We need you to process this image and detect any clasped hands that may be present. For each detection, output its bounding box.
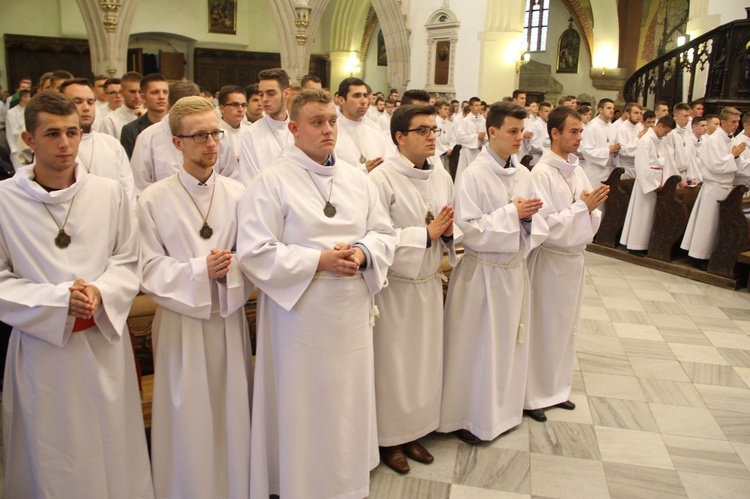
[68,279,102,319]
[318,243,366,276]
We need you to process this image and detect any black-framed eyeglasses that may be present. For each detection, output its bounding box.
[223,102,248,109]
[406,126,441,137]
[178,130,225,143]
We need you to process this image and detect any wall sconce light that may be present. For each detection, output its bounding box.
[344,53,361,76]
[516,51,530,73]
[677,35,689,46]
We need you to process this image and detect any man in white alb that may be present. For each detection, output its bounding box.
[5,89,30,170]
[100,71,143,140]
[524,106,607,422]
[120,73,170,159]
[526,101,552,166]
[438,102,549,444]
[218,84,248,161]
[237,89,395,499]
[96,77,123,127]
[369,104,461,473]
[60,78,136,203]
[0,90,153,499]
[454,96,487,182]
[663,102,702,185]
[435,100,457,172]
[130,80,240,196]
[335,77,391,173]
[138,96,253,499]
[615,103,646,179]
[582,98,620,187]
[238,68,292,184]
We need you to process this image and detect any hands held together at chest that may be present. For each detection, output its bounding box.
[318,243,366,276]
[68,279,102,319]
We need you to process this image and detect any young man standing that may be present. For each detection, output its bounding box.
[0,91,152,499]
[582,98,620,187]
[120,73,170,159]
[524,106,607,422]
[454,96,487,182]
[682,108,749,268]
[238,89,395,499]
[620,116,675,256]
[615,103,646,179]
[377,98,396,132]
[439,102,548,444]
[218,84,248,160]
[100,71,143,140]
[138,96,253,499]
[97,77,123,125]
[238,68,292,183]
[369,105,460,473]
[690,115,707,153]
[435,100,457,171]
[60,78,135,203]
[244,84,264,124]
[663,102,702,186]
[527,101,552,166]
[335,77,391,173]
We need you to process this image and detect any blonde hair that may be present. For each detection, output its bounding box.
[169,96,215,136]
[720,106,741,122]
[290,89,333,121]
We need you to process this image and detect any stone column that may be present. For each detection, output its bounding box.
[477,0,526,102]
[76,0,139,77]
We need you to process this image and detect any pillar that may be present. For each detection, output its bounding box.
[477,0,526,102]
[76,0,139,77]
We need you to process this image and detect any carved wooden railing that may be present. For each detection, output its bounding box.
[624,8,750,109]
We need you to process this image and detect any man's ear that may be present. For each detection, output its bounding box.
[172,135,184,152]
[21,130,34,151]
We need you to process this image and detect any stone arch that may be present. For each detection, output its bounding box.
[76,0,139,76]
[371,0,410,91]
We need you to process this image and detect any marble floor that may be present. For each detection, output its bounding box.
[0,252,749,498]
[369,251,750,499]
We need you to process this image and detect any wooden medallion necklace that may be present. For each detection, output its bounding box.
[178,173,216,239]
[306,169,336,218]
[43,197,76,248]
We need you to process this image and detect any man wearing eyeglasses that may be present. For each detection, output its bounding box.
[96,78,123,126]
[368,104,461,474]
[137,96,253,499]
[130,81,240,197]
[218,84,248,161]
[100,71,143,140]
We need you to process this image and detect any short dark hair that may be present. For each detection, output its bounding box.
[512,89,526,100]
[25,90,79,134]
[623,102,642,114]
[50,70,74,87]
[59,78,92,94]
[469,96,481,105]
[140,73,167,92]
[657,115,676,129]
[244,83,260,98]
[558,96,573,105]
[704,113,719,120]
[337,77,367,100]
[578,105,591,115]
[691,116,707,126]
[486,101,527,131]
[539,102,552,110]
[401,89,431,105]
[673,102,691,113]
[301,74,322,86]
[168,80,200,107]
[689,100,704,109]
[104,78,121,90]
[258,68,291,90]
[597,98,614,109]
[547,106,582,140]
[375,96,384,104]
[218,84,247,105]
[389,104,436,145]
[643,110,656,121]
[120,71,142,85]
[656,100,669,109]
[290,89,333,121]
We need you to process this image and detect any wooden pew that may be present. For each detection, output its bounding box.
[708,185,750,278]
[648,176,702,262]
[594,168,635,247]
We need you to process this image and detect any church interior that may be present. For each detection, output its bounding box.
[2,0,750,497]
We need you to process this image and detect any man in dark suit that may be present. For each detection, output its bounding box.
[121,73,169,158]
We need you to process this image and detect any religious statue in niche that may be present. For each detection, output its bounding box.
[377,31,388,67]
[209,0,237,35]
[557,19,580,74]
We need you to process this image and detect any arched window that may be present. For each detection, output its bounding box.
[524,0,550,52]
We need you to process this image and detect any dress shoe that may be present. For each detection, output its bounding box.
[629,249,648,257]
[379,445,410,474]
[555,400,576,410]
[403,440,434,464]
[693,259,709,271]
[524,408,547,422]
[455,429,483,445]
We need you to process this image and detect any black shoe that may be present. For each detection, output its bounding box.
[629,249,648,257]
[693,259,709,271]
[524,408,547,422]
[554,400,576,410]
[455,429,483,445]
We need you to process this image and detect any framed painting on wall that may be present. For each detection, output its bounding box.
[209,0,237,35]
[377,31,388,67]
[557,26,580,74]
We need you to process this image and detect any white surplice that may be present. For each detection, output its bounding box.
[663,124,702,183]
[138,170,253,499]
[237,144,396,499]
[620,128,666,251]
[368,153,462,446]
[76,130,136,204]
[5,104,24,170]
[527,118,550,166]
[0,164,153,499]
[100,105,139,140]
[219,117,242,161]
[238,114,290,184]
[525,150,601,410]
[378,112,392,133]
[130,115,240,196]
[454,113,487,182]
[438,149,549,441]
[616,120,643,179]
[335,114,394,174]
[582,116,618,186]
[436,116,457,172]
[681,130,749,259]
